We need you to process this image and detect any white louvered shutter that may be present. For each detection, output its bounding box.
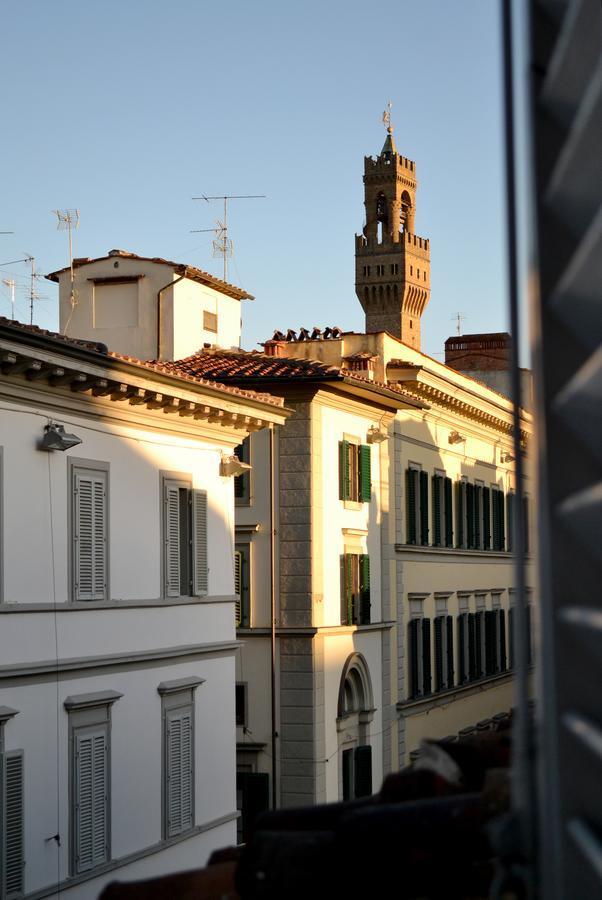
[2,751,24,897]
[234,550,242,627]
[75,728,108,873]
[164,483,181,598]
[74,471,107,601]
[166,709,193,837]
[192,490,208,596]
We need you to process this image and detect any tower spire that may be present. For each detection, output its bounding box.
[381,101,397,155]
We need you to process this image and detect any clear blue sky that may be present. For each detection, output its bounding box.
[1,0,509,360]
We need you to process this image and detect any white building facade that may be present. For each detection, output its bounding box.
[0,318,286,899]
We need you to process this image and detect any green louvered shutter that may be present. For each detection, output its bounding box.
[339,441,350,500]
[507,493,515,551]
[192,490,208,595]
[485,611,495,676]
[75,728,108,873]
[444,477,453,547]
[164,482,181,598]
[408,619,419,698]
[2,750,24,897]
[359,445,371,502]
[498,491,505,551]
[419,471,429,545]
[475,611,484,678]
[432,475,442,547]
[359,555,370,625]
[406,469,417,544]
[434,616,444,691]
[234,551,242,627]
[499,609,507,671]
[474,485,482,549]
[341,554,353,625]
[466,483,475,549]
[458,614,467,683]
[446,615,454,687]
[456,482,465,548]
[166,708,193,837]
[422,618,432,695]
[468,613,477,681]
[74,470,107,601]
[354,745,373,798]
[483,488,491,550]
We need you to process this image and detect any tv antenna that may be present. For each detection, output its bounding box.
[2,278,16,319]
[191,194,265,281]
[53,209,79,333]
[452,312,466,335]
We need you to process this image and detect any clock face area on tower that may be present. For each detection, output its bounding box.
[355,128,430,350]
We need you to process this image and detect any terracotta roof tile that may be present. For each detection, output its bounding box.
[155,349,342,381]
[0,315,109,353]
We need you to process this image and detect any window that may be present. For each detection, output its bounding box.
[362,265,371,277]
[458,612,473,684]
[158,677,203,840]
[492,488,505,551]
[406,467,429,545]
[431,473,453,547]
[434,615,454,691]
[339,441,371,503]
[408,617,431,698]
[342,746,372,801]
[456,479,468,548]
[1,709,23,900]
[70,460,109,601]
[234,543,250,627]
[203,310,218,333]
[235,683,247,727]
[376,264,385,276]
[340,553,370,626]
[234,439,250,504]
[65,690,121,876]
[162,475,208,598]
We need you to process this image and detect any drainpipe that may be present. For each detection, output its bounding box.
[156,271,187,359]
[269,424,278,808]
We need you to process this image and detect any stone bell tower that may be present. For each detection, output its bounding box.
[355,123,430,349]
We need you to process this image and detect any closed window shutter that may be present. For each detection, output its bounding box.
[2,750,24,897]
[434,616,444,691]
[446,615,455,687]
[342,554,353,625]
[359,554,370,625]
[166,708,193,837]
[483,488,491,550]
[75,728,108,873]
[406,469,417,544]
[444,477,453,547]
[475,611,484,677]
[354,745,373,798]
[408,619,419,698]
[466,483,475,549]
[458,614,467,683]
[499,491,505,551]
[509,607,515,669]
[419,471,429,545]
[499,608,507,671]
[456,482,465,548]
[474,485,482,548]
[523,497,529,553]
[234,551,242,627]
[192,490,208,596]
[432,475,442,546]
[422,617,432,695]
[74,471,107,601]
[164,483,181,598]
[485,610,495,676]
[507,493,515,551]
[339,441,350,500]
[468,613,477,681]
[359,445,371,502]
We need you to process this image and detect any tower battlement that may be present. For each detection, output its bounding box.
[364,154,416,175]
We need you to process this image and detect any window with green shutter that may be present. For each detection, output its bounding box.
[162,476,208,598]
[359,554,370,625]
[339,440,351,500]
[359,445,371,502]
[406,468,418,544]
[432,475,443,547]
[434,614,454,692]
[419,471,429,545]
[340,553,370,625]
[1,750,24,898]
[456,480,467,549]
[339,441,371,503]
[71,463,108,602]
[444,478,453,547]
[483,487,491,550]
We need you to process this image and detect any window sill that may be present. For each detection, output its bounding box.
[397,670,514,714]
[343,499,364,511]
[394,544,519,559]
[0,595,237,612]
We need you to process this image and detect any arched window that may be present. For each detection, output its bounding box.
[337,654,375,800]
[400,190,412,232]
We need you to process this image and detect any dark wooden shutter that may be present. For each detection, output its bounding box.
[434,616,444,691]
[74,470,107,601]
[446,615,454,688]
[2,750,24,896]
[474,485,482,548]
[499,608,507,671]
[444,477,453,547]
[234,444,245,499]
[237,772,269,845]
[456,481,465,548]
[506,493,515,551]
[359,555,371,625]
[419,471,429,545]
[422,618,432,695]
[498,490,505,551]
[234,551,242,627]
[458,614,467,683]
[75,728,108,872]
[192,489,208,595]
[466,483,475,549]
[432,475,442,546]
[509,606,515,669]
[408,619,419,698]
[485,610,495,676]
[483,487,491,550]
[359,445,371,502]
[475,611,484,678]
[468,613,477,681]
[406,469,417,544]
[354,745,373,798]
[342,748,354,801]
[339,441,350,500]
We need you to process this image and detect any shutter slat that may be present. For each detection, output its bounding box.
[192,489,208,595]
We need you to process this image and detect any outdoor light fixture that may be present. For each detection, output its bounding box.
[367,425,387,444]
[448,430,466,445]
[501,452,515,463]
[220,454,252,478]
[39,422,83,452]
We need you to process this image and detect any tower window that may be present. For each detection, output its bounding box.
[424,271,427,281]
[410,320,413,329]
[363,266,371,277]
[391,264,398,275]
[410,266,413,276]
[417,268,420,278]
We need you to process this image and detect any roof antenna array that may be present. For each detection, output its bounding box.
[191,195,265,282]
[54,209,79,334]
[452,312,466,336]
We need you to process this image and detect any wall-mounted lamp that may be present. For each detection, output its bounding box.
[501,452,515,463]
[39,422,82,452]
[220,455,252,478]
[367,425,387,444]
[448,430,465,445]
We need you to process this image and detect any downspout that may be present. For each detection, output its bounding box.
[156,271,187,359]
[269,423,278,809]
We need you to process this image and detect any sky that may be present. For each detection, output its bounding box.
[1,0,510,361]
